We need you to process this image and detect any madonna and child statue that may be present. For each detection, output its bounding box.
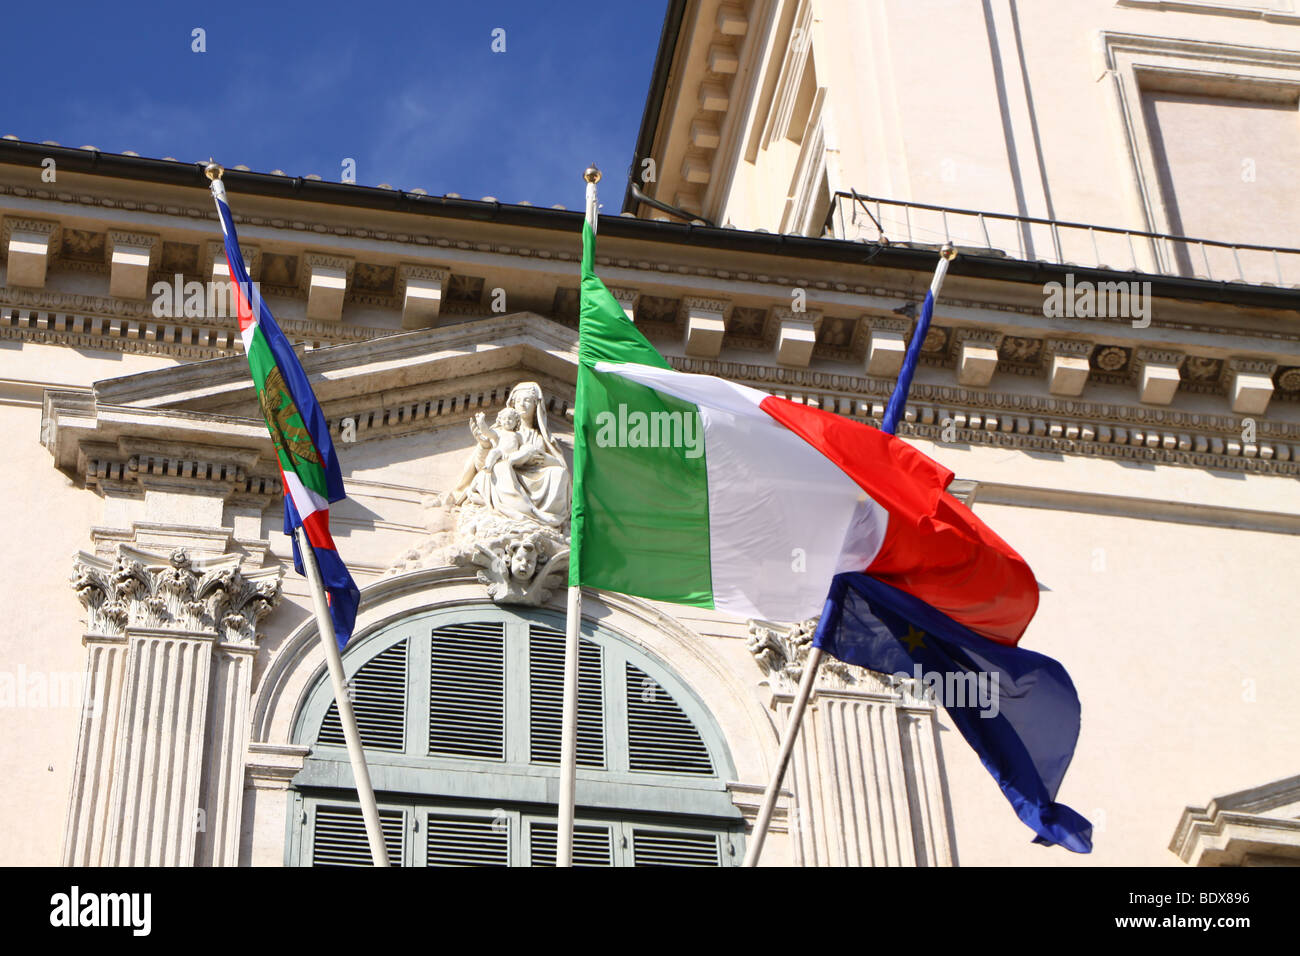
[447,382,571,605]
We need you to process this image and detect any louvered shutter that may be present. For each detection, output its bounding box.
[529,625,605,767]
[425,813,509,867]
[528,822,614,867]
[625,663,714,775]
[311,805,405,867]
[631,829,722,867]
[318,639,407,753]
[428,622,505,759]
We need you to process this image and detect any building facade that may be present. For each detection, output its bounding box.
[2,0,1298,866]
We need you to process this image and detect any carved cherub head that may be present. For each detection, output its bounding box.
[508,538,539,580]
[495,406,521,433]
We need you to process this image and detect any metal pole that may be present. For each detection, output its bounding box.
[744,245,956,867]
[557,583,582,867]
[295,525,390,866]
[205,162,386,867]
[558,164,602,867]
[742,647,823,866]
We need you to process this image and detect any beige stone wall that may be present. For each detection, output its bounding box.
[917,438,1300,865]
[0,401,104,865]
[715,0,1300,251]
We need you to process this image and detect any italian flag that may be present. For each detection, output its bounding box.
[570,223,1037,644]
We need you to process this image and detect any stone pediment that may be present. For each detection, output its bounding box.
[42,312,581,493]
[89,311,578,415]
[1171,774,1300,866]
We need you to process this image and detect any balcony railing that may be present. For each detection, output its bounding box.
[825,190,1300,288]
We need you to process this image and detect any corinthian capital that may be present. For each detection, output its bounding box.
[71,546,282,643]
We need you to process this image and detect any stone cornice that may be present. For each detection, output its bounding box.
[40,317,584,497]
[3,180,1297,354]
[43,390,283,498]
[672,354,1300,474]
[0,284,389,361]
[36,308,1300,482]
[87,311,578,410]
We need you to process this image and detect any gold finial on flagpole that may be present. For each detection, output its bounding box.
[204,159,224,182]
[584,165,601,184]
[940,242,957,261]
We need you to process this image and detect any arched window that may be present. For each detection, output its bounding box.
[286,604,744,866]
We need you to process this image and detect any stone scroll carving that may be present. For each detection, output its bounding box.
[70,546,282,644]
[746,618,895,693]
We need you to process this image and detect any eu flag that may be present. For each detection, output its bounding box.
[815,572,1093,853]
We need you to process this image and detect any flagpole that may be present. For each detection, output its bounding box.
[742,242,957,867]
[295,527,391,867]
[741,645,822,866]
[203,162,389,867]
[557,164,602,867]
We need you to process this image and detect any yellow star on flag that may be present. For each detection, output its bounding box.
[901,625,926,652]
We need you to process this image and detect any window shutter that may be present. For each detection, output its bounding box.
[318,639,407,753]
[631,829,722,867]
[425,813,509,867]
[625,663,714,775]
[529,822,614,867]
[428,622,506,759]
[311,805,404,867]
[529,625,605,768]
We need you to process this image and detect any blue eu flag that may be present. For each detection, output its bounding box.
[815,573,1093,853]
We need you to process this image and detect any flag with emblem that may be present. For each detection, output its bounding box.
[210,179,360,648]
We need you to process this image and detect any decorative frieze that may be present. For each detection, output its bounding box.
[0,287,388,362]
[3,180,1298,350]
[671,354,1300,475]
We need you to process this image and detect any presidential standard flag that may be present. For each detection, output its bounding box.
[212,183,361,648]
[570,221,1037,643]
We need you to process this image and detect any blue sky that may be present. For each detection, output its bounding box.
[1,1,667,210]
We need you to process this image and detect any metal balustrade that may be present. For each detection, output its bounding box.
[825,190,1300,288]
